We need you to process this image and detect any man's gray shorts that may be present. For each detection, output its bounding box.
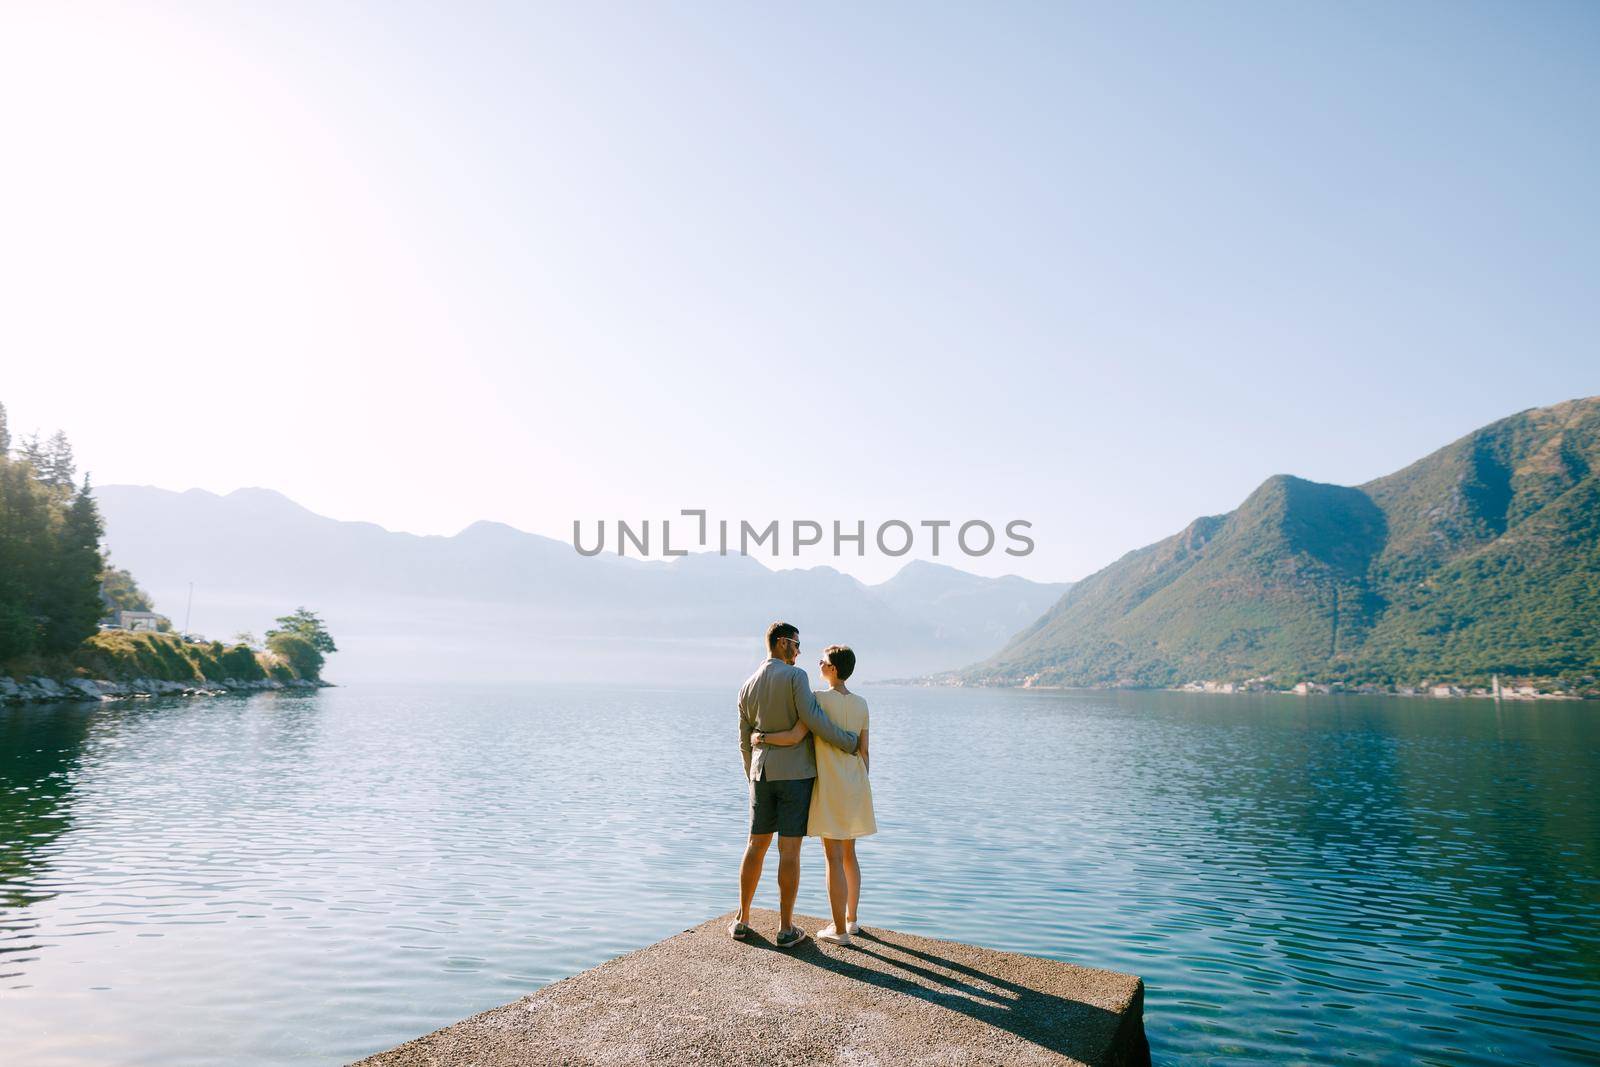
[750,775,814,838]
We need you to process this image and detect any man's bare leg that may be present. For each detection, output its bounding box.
[776,836,803,932]
[738,833,773,925]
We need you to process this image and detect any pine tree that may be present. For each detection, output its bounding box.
[0,445,116,664]
[0,400,10,455]
[16,432,44,474]
[0,457,51,659]
[39,477,107,653]
[42,431,76,490]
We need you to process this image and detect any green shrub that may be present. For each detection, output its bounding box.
[62,631,298,684]
[219,644,266,680]
[266,632,323,679]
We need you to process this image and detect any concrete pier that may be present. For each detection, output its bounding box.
[355,909,1150,1066]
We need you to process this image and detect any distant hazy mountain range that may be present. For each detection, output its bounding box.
[92,486,1069,684]
[960,395,1600,688]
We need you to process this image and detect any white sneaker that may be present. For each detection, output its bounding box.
[846,921,861,935]
[817,923,853,946]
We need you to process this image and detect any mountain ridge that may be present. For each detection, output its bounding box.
[93,485,1071,684]
[958,395,1600,690]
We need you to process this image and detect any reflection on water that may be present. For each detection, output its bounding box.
[0,684,1595,1065]
[1,703,95,912]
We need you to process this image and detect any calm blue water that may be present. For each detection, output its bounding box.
[1,683,1596,1065]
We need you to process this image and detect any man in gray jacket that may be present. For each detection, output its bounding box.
[732,621,860,947]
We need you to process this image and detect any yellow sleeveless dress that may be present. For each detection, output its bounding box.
[807,689,876,840]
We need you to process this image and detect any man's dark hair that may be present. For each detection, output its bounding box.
[823,644,855,681]
[766,621,799,653]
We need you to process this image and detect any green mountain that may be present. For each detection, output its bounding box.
[962,396,1600,689]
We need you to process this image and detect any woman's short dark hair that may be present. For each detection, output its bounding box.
[766,621,799,652]
[823,644,855,681]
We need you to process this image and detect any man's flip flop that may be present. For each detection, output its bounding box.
[775,926,810,949]
[729,921,751,940]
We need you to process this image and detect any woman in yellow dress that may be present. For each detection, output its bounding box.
[751,644,875,946]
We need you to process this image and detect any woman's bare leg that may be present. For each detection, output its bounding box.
[822,838,849,934]
[843,839,861,926]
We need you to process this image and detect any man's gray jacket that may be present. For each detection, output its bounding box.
[739,656,859,782]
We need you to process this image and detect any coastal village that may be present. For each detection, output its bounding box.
[937,672,1594,700]
[1172,676,1584,700]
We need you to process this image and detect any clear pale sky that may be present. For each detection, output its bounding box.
[2,2,1596,583]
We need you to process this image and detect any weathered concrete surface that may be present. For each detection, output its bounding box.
[355,910,1150,1066]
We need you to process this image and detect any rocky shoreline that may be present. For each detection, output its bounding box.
[0,675,331,704]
